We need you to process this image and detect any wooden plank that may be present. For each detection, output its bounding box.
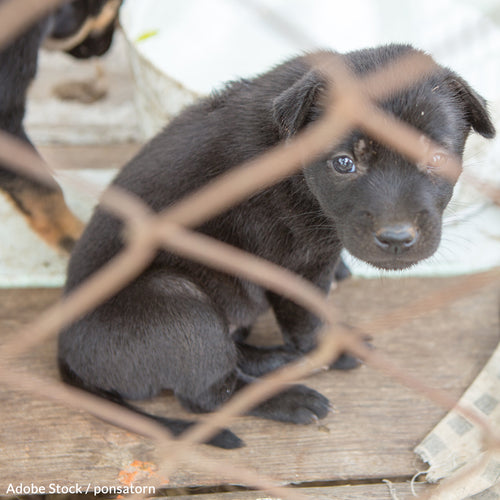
[162,481,431,499]
[0,276,498,491]
[39,143,142,171]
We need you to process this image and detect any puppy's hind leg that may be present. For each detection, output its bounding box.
[236,342,300,377]
[1,176,84,253]
[58,358,243,449]
[0,18,84,254]
[59,270,242,448]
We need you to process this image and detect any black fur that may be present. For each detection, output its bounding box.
[0,0,120,251]
[0,0,121,164]
[0,12,48,176]
[58,45,495,447]
[50,0,121,59]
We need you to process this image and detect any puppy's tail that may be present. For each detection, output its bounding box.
[58,360,244,449]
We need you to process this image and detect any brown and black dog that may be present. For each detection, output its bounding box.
[58,45,495,447]
[0,0,121,252]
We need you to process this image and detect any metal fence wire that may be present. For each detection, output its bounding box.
[1,1,500,499]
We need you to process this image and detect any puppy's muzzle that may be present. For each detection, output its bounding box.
[374,223,418,255]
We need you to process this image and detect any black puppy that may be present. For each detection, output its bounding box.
[58,45,495,447]
[0,0,121,252]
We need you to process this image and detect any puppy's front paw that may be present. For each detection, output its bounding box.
[248,384,331,424]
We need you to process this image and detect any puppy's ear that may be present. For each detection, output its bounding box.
[445,73,496,139]
[272,71,325,139]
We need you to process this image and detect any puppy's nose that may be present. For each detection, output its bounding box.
[374,224,418,255]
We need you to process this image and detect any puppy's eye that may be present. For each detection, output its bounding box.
[427,151,448,173]
[328,155,356,174]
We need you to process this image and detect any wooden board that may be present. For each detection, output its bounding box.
[162,481,430,499]
[0,276,498,493]
[39,143,142,171]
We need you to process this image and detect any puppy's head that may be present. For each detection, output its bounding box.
[273,46,495,270]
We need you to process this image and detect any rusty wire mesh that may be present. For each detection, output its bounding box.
[0,0,500,498]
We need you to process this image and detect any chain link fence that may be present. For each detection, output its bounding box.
[0,1,499,498]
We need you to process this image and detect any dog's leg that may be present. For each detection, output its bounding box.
[179,367,331,425]
[60,269,330,428]
[60,270,239,401]
[237,264,360,377]
[59,270,244,446]
[0,17,84,253]
[233,327,303,377]
[236,342,300,377]
[266,291,362,372]
[1,171,84,252]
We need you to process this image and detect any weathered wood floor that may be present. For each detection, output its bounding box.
[0,270,498,499]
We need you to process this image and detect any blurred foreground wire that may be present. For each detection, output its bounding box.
[0,1,499,499]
